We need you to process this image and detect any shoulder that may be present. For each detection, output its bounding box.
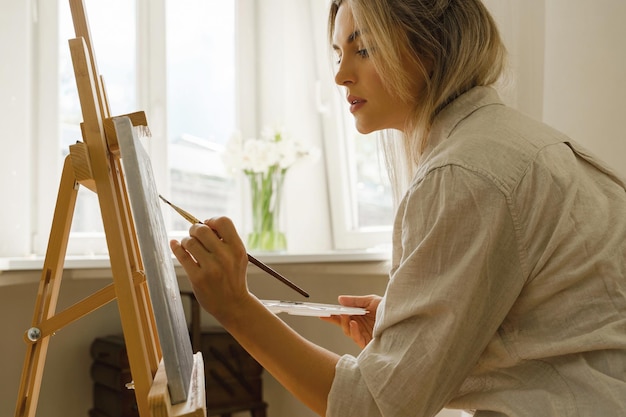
[418,89,571,196]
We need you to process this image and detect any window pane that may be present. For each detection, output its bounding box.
[322,88,394,249]
[58,0,237,240]
[339,102,393,230]
[352,132,393,228]
[59,0,137,235]
[166,0,237,231]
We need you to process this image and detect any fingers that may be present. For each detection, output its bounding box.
[349,319,373,349]
[189,222,220,253]
[319,315,352,337]
[170,216,246,282]
[338,295,366,307]
[320,313,374,349]
[182,217,247,264]
[204,216,245,247]
[337,294,377,308]
[170,239,198,270]
[349,320,365,348]
[319,316,342,326]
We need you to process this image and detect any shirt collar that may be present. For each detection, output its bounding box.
[421,86,504,162]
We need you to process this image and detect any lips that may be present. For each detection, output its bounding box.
[347,94,366,113]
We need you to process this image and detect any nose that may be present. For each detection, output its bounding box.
[334,59,355,86]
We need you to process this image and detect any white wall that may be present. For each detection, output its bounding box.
[486,0,626,177]
[483,0,547,120]
[543,0,626,176]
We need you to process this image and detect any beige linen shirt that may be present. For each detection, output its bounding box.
[327,87,626,417]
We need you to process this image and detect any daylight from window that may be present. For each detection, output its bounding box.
[58,0,237,237]
[59,0,137,236]
[165,0,237,231]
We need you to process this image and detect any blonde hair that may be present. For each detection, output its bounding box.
[328,0,507,203]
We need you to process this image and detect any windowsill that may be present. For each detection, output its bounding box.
[0,249,392,287]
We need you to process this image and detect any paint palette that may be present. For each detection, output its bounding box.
[261,300,367,317]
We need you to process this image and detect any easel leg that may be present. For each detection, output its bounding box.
[14,156,79,417]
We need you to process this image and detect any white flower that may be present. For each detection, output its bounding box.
[261,125,285,142]
[223,125,315,176]
[222,131,243,173]
[276,139,298,169]
[242,139,279,173]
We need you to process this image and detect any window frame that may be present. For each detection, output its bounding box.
[321,82,393,250]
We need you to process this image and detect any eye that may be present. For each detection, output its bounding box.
[356,48,369,58]
[333,49,343,65]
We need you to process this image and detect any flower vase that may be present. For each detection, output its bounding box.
[247,167,287,252]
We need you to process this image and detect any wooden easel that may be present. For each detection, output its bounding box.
[14,1,205,416]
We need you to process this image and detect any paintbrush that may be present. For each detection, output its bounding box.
[159,194,310,298]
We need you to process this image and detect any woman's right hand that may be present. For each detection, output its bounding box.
[321,294,381,349]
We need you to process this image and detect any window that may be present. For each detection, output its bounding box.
[165,0,239,231]
[45,0,241,255]
[310,0,393,250]
[322,87,394,250]
[58,0,137,249]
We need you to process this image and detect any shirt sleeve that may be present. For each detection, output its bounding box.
[327,164,528,417]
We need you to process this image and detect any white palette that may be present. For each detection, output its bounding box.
[262,300,367,317]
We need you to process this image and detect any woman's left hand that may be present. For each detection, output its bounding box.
[320,294,381,348]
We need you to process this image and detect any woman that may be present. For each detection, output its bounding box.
[170,0,626,415]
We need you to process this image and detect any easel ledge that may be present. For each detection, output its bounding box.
[150,353,206,417]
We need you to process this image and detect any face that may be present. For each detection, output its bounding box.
[332,3,420,134]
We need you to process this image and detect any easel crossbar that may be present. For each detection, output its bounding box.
[25,283,116,343]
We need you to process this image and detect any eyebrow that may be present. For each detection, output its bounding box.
[332,30,362,51]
